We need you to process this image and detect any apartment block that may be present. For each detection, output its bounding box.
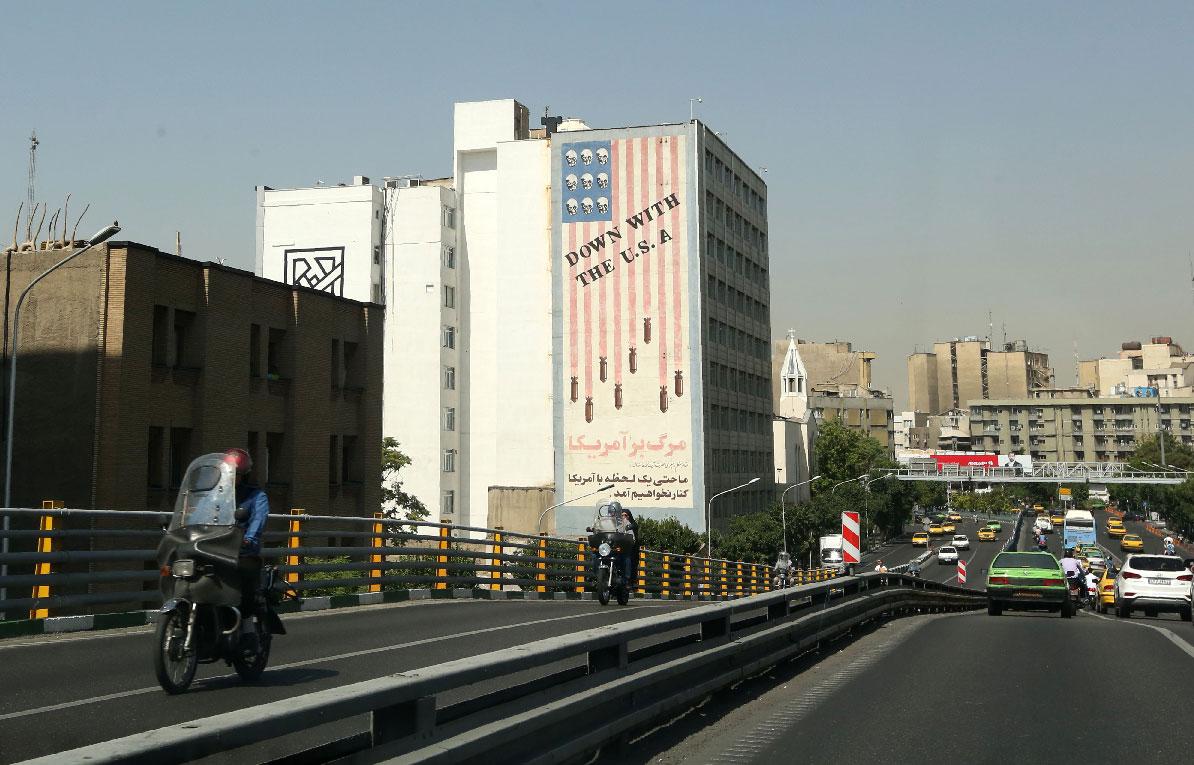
[908,337,1051,414]
[2,241,383,516]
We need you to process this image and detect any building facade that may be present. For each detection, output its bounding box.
[969,390,1188,462]
[1078,338,1194,397]
[2,241,382,516]
[773,333,815,503]
[908,337,1050,414]
[553,120,774,534]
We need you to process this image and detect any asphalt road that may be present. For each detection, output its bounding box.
[0,597,698,763]
[640,605,1194,764]
[865,515,1015,588]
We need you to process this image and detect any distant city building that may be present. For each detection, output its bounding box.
[1078,337,1194,397]
[259,99,773,535]
[907,337,1051,414]
[1,241,382,516]
[970,389,1189,462]
[894,411,930,451]
[772,337,894,453]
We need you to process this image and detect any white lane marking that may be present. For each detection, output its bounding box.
[1085,610,1194,660]
[0,605,657,722]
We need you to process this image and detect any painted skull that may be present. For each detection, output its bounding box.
[580,148,594,165]
[596,147,609,164]
[565,174,578,191]
[582,197,594,214]
[581,173,594,190]
[597,172,609,189]
[565,150,578,167]
[597,197,609,213]
[566,198,579,215]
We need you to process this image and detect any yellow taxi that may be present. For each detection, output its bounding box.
[928,523,945,536]
[947,511,962,522]
[941,521,957,534]
[1095,568,1117,613]
[1106,519,1127,538]
[912,532,930,547]
[1033,504,1045,513]
[977,528,996,542]
[1120,534,1144,552]
[1050,513,1065,526]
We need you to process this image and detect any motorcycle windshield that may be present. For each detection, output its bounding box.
[170,454,239,530]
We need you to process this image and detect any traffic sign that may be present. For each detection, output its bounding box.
[957,558,967,584]
[842,511,860,564]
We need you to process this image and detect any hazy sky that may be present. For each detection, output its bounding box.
[4,2,1193,408]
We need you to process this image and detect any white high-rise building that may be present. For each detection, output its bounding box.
[257,98,774,535]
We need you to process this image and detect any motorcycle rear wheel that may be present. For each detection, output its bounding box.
[232,622,272,681]
[154,609,198,694]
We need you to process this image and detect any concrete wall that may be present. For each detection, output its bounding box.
[487,485,555,536]
[907,352,939,414]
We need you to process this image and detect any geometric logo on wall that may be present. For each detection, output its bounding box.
[284,247,345,297]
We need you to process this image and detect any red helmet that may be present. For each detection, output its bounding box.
[223,448,252,475]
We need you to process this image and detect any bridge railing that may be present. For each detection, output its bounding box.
[32,572,984,765]
[0,507,806,619]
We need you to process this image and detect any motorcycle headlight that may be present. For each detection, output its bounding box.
[171,559,195,578]
[598,542,612,557]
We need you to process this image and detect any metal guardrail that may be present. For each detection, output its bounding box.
[0,507,819,618]
[28,572,984,765]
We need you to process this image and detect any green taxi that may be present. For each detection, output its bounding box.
[986,551,1071,618]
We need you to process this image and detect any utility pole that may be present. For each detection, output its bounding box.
[27,131,39,208]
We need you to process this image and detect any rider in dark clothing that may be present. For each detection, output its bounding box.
[617,508,639,584]
[225,448,270,616]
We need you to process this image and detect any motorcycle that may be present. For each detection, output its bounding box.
[1066,573,1087,610]
[586,504,635,607]
[154,453,287,694]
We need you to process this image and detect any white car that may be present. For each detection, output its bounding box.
[1083,551,1107,571]
[937,546,959,564]
[1114,554,1193,620]
[951,534,970,550]
[1034,517,1053,533]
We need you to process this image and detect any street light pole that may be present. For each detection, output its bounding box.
[689,97,703,121]
[1,222,120,618]
[706,477,760,557]
[779,474,820,553]
[537,483,614,535]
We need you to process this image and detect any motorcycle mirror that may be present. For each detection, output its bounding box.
[234,507,250,522]
[585,527,594,532]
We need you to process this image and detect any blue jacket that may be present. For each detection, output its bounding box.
[236,484,270,555]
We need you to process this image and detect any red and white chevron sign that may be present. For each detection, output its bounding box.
[957,559,968,584]
[841,511,860,564]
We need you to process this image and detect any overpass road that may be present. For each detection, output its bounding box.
[0,598,698,763]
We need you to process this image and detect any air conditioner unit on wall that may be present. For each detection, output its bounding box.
[385,177,422,189]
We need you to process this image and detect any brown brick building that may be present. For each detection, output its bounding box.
[2,241,382,518]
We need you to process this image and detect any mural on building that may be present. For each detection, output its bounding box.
[285,247,345,297]
[556,133,695,510]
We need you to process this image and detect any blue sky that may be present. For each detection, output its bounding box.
[3,2,1193,406]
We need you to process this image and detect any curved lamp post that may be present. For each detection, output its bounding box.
[706,476,760,557]
[537,483,615,535]
[779,474,820,553]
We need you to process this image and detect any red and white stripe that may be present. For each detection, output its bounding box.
[841,511,861,564]
[957,559,967,585]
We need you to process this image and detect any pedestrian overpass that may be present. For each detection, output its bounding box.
[885,461,1188,484]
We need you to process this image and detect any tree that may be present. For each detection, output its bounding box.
[381,437,427,521]
[809,420,894,494]
[636,516,703,555]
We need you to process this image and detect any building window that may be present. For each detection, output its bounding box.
[371,283,382,303]
[442,325,456,350]
[373,246,380,265]
[265,432,286,486]
[267,328,288,379]
[444,407,456,431]
[442,449,457,473]
[249,324,262,378]
[173,309,198,368]
[169,427,193,489]
[442,206,456,229]
[443,285,455,309]
[444,366,456,390]
[342,435,358,483]
[328,435,341,485]
[443,245,456,269]
[442,490,455,516]
[152,306,170,366]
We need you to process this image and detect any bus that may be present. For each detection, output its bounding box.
[1063,509,1096,549]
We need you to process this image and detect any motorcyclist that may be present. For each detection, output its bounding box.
[773,551,793,587]
[620,506,639,584]
[1164,536,1176,556]
[224,448,269,616]
[1059,547,1086,604]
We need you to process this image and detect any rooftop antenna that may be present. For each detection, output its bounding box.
[1001,322,1007,348]
[27,131,38,209]
[1073,337,1079,387]
[987,310,993,347]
